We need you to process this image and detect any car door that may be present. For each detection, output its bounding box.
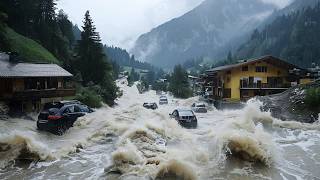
[74,105,86,117]
[64,105,78,123]
[173,110,179,120]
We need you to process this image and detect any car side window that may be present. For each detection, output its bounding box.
[64,106,74,114]
[173,110,178,117]
[74,105,81,112]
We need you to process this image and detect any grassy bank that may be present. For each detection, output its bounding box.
[2,26,59,64]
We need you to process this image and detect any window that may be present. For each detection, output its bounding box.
[256,66,267,73]
[173,111,178,117]
[74,105,81,112]
[242,66,248,71]
[64,106,74,114]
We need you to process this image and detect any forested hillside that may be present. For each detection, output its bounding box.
[0,0,76,68]
[104,46,153,70]
[235,2,320,68]
[0,0,119,106]
[131,0,276,68]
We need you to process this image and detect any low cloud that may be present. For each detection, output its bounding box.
[57,0,292,50]
[261,0,292,8]
[57,0,204,49]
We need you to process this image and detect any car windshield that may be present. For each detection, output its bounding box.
[178,110,193,116]
[196,104,205,107]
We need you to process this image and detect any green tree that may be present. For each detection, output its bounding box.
[76,10,118,105]
[227,51,233,63]
[168,65,192,98]
[76,10,107,84]
[128,67,140,85]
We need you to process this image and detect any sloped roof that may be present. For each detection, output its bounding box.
[207,55,300,73]
[0,53,72,78]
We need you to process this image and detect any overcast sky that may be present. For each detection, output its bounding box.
[57,0,291,50]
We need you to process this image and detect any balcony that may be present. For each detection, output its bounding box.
[1,89,76,101]
[240,83,291,90]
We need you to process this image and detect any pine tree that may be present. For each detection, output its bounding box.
[76,10,118,105]
[169,65,192,98]
[76,10,107,84]
[227,51,233,63]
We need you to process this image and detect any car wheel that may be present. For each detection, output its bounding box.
[57,127,64,135]
[57,124,67,136]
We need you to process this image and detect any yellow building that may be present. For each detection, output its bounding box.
[204,56,313,101]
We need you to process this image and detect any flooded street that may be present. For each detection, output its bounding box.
[1,80,320,180]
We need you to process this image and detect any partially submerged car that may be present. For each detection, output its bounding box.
[37,101,93,135]
[143,102,158,110]
[159,96,168,105]
[169,109,197,128]
[191,103,208,113]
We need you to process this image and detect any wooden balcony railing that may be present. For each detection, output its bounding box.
[240,83,291,89]
[1,89,76,100]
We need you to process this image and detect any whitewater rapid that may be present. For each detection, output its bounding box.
[0,79,320,180]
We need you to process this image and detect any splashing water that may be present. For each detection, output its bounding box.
[1,80,320,180]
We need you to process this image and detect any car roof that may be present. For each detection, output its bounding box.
[61,100,81,104]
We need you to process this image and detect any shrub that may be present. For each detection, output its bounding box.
[76,87,102,108]
[305,87,320,108]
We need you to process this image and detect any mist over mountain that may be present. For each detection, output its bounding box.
[131,0,278,68]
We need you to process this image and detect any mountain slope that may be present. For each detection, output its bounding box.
[0,26,59,64]
[258,0,320,29]
[131,0,277,68]
[235,1,320,68]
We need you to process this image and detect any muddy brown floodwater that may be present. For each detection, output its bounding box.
[1,79,320,180]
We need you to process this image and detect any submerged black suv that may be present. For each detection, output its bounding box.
[37,101,93,135]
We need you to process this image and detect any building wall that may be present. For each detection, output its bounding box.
[221,61,290,100]
[12,78,24,92]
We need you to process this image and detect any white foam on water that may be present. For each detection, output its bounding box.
[1,80,320,180]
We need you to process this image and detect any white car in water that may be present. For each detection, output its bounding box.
[159,96,168,105]
[191,103,208,113]
[169,109,197,128]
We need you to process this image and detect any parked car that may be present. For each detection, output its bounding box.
[169,109,197,128]
[143,102,158,110]
[37,101,93,135]
[191,103,208,113]
[159,96,168,105]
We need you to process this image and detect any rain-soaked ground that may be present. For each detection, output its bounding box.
[0,79,320,180]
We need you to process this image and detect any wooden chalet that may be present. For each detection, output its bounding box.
[0,53,75,112]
